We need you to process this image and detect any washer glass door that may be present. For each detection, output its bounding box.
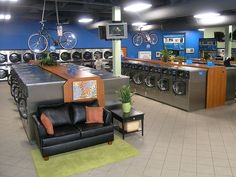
[0,69,8,79]
[157,78,169,91]
[173,81,186,95]
[133,73,145,85]
[0,53,7,63]
[145,75,155,88]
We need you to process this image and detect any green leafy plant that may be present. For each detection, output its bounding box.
[160,49,173,62]
[176,56,185,62]
[118,85,133,103]
[40,53,57,66]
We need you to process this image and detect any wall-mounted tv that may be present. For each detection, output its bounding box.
[106,22,128,40]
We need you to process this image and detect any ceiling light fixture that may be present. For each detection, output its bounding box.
[0,0,18,2]
[78,18,93,23]
[194,12,220,19]
[198,28,205,31]
[124,2,152,12]
[0,14,11,20]
[132,22,147,26]
[198,16,225,25]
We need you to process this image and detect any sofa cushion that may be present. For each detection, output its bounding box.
[41,105,72,127]
[85,106,104,124]
[71,100,99,124]
[76,124,113,138]
[40,113,54,135]
[42,125,81,146]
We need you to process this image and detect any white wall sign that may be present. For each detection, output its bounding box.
[138,51,152,60]
[156,51,161,58]
[186,48,195,54]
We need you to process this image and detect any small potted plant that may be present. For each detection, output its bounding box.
[160,49,172,62]
[118,85,133,113]
[40,53,57,66]
[176,56,185,65]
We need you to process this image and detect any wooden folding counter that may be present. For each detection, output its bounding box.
[41,64,105,107]
[125,58,227,109]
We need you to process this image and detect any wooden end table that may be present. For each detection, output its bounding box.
[110,108,144,139]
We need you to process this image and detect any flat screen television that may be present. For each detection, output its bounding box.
[106,22,128,39]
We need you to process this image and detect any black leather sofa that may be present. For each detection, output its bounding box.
[32,100,114,160]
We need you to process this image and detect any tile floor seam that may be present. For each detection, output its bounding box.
[216,113,234,177]
[159,109,179,177]
[177,111,188,177]
[138,104,170,177]
[206,113,217,177]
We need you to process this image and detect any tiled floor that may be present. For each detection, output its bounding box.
[1,81,236,177]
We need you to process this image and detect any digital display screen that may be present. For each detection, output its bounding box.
[106,23,128,39]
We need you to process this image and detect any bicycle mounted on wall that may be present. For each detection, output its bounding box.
[28,0,77,53]
[132,27,158,47]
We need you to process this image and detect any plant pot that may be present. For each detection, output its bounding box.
[122,102,131,113]
[178,61,183,65]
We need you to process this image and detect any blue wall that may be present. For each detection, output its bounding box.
[0,19,203,59]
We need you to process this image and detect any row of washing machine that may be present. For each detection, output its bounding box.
[122,60,208,111]
[0,48,113,81]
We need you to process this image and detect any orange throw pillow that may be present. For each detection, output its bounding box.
[40,113,54,135]
[85,106,104,124]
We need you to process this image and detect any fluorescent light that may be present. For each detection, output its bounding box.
[194,12,220,19]
[0,14,11,20]
[124,2,152,12]
[78,18,93,23]
[198,16,225,25]
[198,28,205,31]
[132,22,147,26]
[0,0,18,2]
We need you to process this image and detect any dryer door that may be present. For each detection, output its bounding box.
[173,81,186,95]
[36,53,47,60]
[10,53,21,63]
[104,51,112,59]
[145,75,155,88]
[0,53,7,63]
[49,52,60,61]
[94,51,103,60]
[23,53,34,63]
[61,52,71,61]
[157,78,169,91]
[0,69,8,79]
[83,51,92,60]
[72,51,82,61]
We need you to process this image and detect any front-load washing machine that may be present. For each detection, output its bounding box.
[0,51,9,64]
[72,49,83,63]
[157,67,173,103]
[49,51,60,61]
[60,50,72,62]
[22,50,35,63]
[132,63,150,96]
[171,69,189,109]
[145,65,161,99]
[9,51,22,63]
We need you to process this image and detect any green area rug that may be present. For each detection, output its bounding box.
[31,137,139,177]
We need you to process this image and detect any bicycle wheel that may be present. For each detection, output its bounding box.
[28,33,48,53]
[149,33,158,45]
[132,33,143,47]
[59,32,77,49]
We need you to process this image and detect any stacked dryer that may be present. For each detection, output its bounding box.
[0,51,9,81]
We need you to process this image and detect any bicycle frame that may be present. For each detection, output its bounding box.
[39,22,59,46]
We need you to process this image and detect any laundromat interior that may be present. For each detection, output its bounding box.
[2,0,236,177]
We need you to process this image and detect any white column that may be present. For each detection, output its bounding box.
[112,6,121,77]
[225,25,232,58]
